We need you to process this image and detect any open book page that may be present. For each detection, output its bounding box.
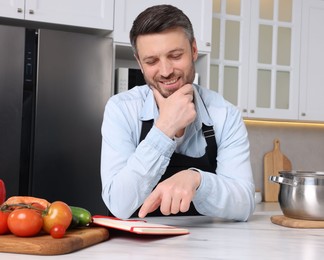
[92,215,189,235]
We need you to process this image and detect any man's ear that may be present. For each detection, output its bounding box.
[192,38,198,62]
[134,54,144,73]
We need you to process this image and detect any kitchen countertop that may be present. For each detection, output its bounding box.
[1,203,324,259]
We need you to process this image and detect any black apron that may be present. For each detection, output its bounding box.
[132,119,217,217]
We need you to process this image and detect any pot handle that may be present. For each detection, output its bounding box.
[269,176,298,187]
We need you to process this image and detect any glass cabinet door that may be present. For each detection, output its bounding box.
[211,0,301,120]
[210,0,250,111]
[249,0,300,119]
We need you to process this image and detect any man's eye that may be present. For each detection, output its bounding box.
[170,54,182,60]
[145,60,157,65]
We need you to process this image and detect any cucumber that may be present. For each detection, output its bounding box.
[68,214,80,229]
[70,206,92,227]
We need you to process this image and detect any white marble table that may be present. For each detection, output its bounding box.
[2,203,324,259]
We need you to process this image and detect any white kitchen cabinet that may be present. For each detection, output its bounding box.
[210,0,251,114]
[211,0,302,120]
[299,0,324,122]
[246,0,302,120]
[0,0,25,19]
[113,0,212,91]
[113,0,212,53]
[0,0,114,31]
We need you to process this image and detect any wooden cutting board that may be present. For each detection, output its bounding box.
[264,138,292,202]
[0,227,109,255]
[271,215,324,228]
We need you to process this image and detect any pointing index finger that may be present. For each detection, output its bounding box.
[138,192,161,218]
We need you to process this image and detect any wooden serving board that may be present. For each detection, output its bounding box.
[271,215,324,228]
[0,227,109,255]
[264,138,292,202]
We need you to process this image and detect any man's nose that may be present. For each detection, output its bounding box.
[159,60,173,77]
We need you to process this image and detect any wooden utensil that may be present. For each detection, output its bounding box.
[0,227,109,255]
[264,138,292,202]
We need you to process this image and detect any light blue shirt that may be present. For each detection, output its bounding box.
[101,84,255,220]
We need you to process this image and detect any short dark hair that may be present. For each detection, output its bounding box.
[129,5,195,56]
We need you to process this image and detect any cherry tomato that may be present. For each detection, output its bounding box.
[0,211,10,235]
[50,224,66,239]
[7,208,43,237]
[43,201,72,234]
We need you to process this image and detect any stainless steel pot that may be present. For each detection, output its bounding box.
[269,171,324,220]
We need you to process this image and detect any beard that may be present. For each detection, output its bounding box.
[143,61,196,98]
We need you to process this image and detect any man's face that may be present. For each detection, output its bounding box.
[135,27,198,98]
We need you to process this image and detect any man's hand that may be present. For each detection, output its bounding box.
[138,169,201,218]
[153,84,196,138]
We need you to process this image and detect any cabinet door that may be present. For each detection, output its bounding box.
[210,0,251,115]
[247,0,301,120]
[0,0,25,19]
[299,0,324,122]
[211,0,301,120]
[114,0,212,52]
[25,0,114,30]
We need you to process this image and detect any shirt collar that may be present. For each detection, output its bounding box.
[140,84,213,128]
[139,86,157,121]
[192,84,213,128]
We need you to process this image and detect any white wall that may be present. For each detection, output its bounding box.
[246,121,324,197]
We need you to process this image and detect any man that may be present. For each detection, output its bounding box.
[100,5,255,220]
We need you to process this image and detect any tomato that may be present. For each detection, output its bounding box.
[50,224,66,239]
[43,201,72,234]
[7,208,43,237]
[0,179,6,204]
[0,211,10,235]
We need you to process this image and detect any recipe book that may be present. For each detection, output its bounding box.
[92,215,189,235]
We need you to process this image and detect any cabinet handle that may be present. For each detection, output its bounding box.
[242,109,247,113]
[250,109,255,113]
[17,8,23,13]
[301,112,306,116]
[206,42,211,47]
[29,9,34,14]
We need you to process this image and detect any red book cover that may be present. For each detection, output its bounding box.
[92,215,189,235]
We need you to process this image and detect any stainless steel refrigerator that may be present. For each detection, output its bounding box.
[0,24,113,214]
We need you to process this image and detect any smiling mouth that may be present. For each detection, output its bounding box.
[162,78,177,85]
[160,77,180,86]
